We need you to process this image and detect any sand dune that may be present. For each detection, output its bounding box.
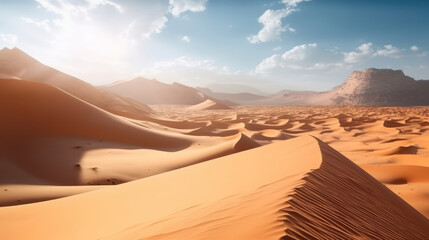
[187,99,232,110]
[0,136,428,239]
[152,105,429,218]
[0,79,260,205]
[1,48,429,238]
[0,78,190,149]
[1,88,429,238]
[0,47,152,118]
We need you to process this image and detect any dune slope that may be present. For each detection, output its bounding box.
[187,99,232,110]
[0,78,189,149]
[0,47,152,118]
[0,136,427,240]
[0,79,261,205]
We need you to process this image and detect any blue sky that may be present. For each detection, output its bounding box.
[0,0,428,93]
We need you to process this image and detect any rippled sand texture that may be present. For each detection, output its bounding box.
[1,79,429,240]
[153,105,429,218]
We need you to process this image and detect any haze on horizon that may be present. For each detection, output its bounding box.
[0,0,428,93]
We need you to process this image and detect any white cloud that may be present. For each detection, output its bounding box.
[410,45,419,51]
[374,44,400,58]
[142,16,168,39]
[282,0,311,7]
[140,56,237,86]
[247,0,309,44]
[86,0,124,13]
[148,56,218,72]
[34,0,68,16]
[343,43,403,64]
[169,0,208,17]
[255,54,281,73]
[343,42,373,64]
[22,17,52,32]
[252,42,352,91]
[182,35,190,42]
[139,56,279,92]
[282,43,317,61]
[251,41,423,91]
[0,34,18,45]
[23,0,173,84]
[35,0,122,16]
[255,43,321,73]
[247,9,294,44]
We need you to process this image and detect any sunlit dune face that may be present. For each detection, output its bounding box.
[1,1,429,239]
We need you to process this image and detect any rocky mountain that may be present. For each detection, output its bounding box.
[196,87,266,105]
[199,68,429,106]
[3,48,426,107]
[328,68,429,106]
[204,83,267,95]
[102,77,208,105]
[102,77,236,107]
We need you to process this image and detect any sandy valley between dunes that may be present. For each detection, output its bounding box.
[1,78,429,239]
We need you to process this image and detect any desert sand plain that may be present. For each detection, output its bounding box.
[1,48,429,239]
[154,105,429,217]
[1,84,429,239]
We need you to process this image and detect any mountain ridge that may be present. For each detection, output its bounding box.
[196,68,429,106]
[329,68,429,105]
[2,48,428,106]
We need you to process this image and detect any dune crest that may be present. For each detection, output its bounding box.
[0,47,152,118]
[0,79,264,205]
[187,99,232,110]
[0,136,428,239]
[1,48,429,239]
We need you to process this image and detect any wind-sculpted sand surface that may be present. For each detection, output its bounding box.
[153,105,429,218]
[1,79,428,239]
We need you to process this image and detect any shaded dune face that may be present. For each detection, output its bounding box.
[0,79,261,192]
[0,79,190,149]
[0,137,428,240]
[0,48,152,118]
[0,79,191,190]
[153,105,429,218]
[1,48,429,239]
[281,138,429,239]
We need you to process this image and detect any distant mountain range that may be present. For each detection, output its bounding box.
[102,77,207,105]
[2,47,429,106]
[106,68,429,106]
[201,68,429,106]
